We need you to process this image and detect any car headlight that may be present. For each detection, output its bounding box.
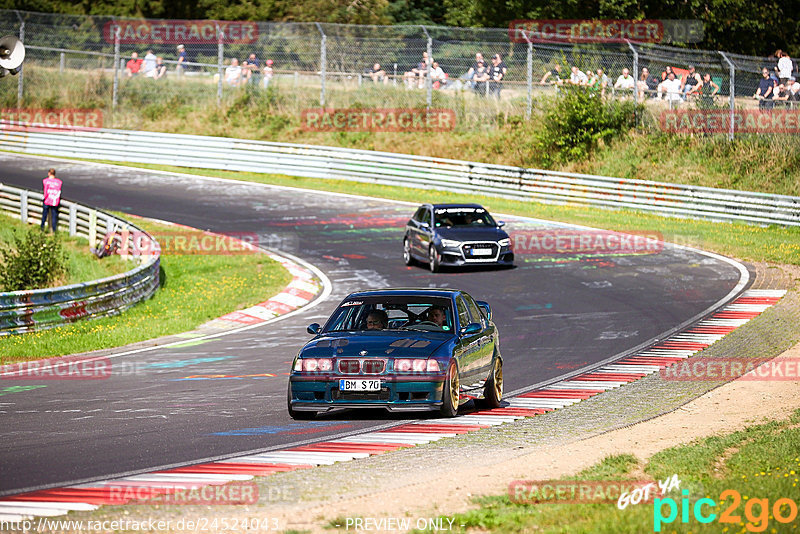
[440,239,461,248]
[394,359,440,373]
[498,238,510,246]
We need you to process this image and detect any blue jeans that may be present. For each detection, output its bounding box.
[41,204,59,232]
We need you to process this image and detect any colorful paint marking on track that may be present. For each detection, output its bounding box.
[0,289,785,523]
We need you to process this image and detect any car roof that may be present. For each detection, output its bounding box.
[344,288,462,299]
[428,203,486,210]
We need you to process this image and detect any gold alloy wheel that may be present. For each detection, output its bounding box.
[449,364,460,408]
[492,358,503,401]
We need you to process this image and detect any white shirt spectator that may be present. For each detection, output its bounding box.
[225,64,242,86]
[142,51,157,77]
[789,80,800,97]
[778,56,793,79]
[662,77,682,101]
[614,74,635,90]
[570,69,588,85]
[430,65,446,81]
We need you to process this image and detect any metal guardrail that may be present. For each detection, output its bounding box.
[1,126,798,226]
[0,183,161,336]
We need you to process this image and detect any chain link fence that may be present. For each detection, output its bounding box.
[1,9,797,137]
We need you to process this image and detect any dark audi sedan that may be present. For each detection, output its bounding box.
[288,288,503,418]
[403,203,513,272]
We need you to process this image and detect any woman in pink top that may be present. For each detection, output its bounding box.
[41,168,62,232]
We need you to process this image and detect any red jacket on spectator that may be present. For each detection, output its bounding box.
[126,58,143,74]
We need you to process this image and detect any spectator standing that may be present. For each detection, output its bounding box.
[539,63,563,85]
[614,68,635,95]
[40,168,62,233]
[243,53,261,85]
[488,53,507,98]
[472,61,489,96]
[142,49,157,78]
[754,68,776,110]
[659,71,682,102]
[568,65,588,85]
[225,58,242,87]
[778,51,793,84]
[262,59,274,89]
[369,63,388,85]
[465,52,486,89]
[681,65,702,98]
[125,52,143,78]
[176,44,186,76]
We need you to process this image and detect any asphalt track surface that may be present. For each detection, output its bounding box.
[0,154,747,495]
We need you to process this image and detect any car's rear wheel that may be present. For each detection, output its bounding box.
[439,360,460,417]
[403,238,414,266]
[482,356,503,409]
[287,384,316,420]
[429,245,440,273]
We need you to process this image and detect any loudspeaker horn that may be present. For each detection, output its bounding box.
[0,35,25,76]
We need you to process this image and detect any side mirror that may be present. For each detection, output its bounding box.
[497,221,506,228]
[461,322,481,336]
[307,323,321,335]
[476,301,492,321]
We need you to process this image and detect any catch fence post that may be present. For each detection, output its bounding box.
[718,51,735,141]
[316,22,326,107]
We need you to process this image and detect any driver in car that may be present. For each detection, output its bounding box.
[366,309,388,330]
[427,306,448,328]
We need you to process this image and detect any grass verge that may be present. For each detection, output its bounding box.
[0,217,292,363]
[0,212,130,290]
[60,160,800,267]
[433,409,800,533]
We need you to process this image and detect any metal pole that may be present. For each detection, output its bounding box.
[626,40,639,123]
[421,26,432,109]
[112,27,120,110]
[217,23,224,104]
[316,23,326,107]
[59,52,65,73]
[526,39,533,120]
[718,51,735,141]
[17,18,24,108]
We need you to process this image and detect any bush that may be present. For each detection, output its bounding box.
[536,86,640,165]
[0,228,67,291]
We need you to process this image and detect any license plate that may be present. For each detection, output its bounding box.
[471,248,492,256]
[339,379,381,391]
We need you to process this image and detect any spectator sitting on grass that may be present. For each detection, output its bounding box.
[539,63,562,85]
[243,53,261,84]
[488,53,507,98]
[754,67,776,109]
[614,67,635,94]
[430,61,447,88]
[569,65,588,85]
[225,58,243,87]
[125,52,143,78]
[693,72,719,109]
[154,57,167,80]
[661,65,675,81]
[369,63,388,85]
[788,77,800,104]
[142,49,157,78]
[588,68,609,95]
[772,82,790,106]
[680,65,701,98]
[637,67,659,102]
[404,52,431,89]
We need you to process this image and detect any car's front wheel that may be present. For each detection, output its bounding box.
[439,360,460,417]
[428,245,440,273]
[403,237,413,266]
[482,356,503,409]
[287,384,316,420]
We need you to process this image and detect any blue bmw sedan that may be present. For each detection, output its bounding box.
[288,288,503,418]
[403,203,514,272]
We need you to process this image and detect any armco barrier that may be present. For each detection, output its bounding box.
[1,126,799,226]
[0,183,160,336]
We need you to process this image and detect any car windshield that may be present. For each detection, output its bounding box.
[323,295,454,333]
[434,207,496,228]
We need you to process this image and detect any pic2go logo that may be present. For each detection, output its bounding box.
[654,489,799,532]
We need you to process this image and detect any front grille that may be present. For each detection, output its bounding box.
[333,388,391,401]
[338,359,361,374]
[361,359,386,374]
